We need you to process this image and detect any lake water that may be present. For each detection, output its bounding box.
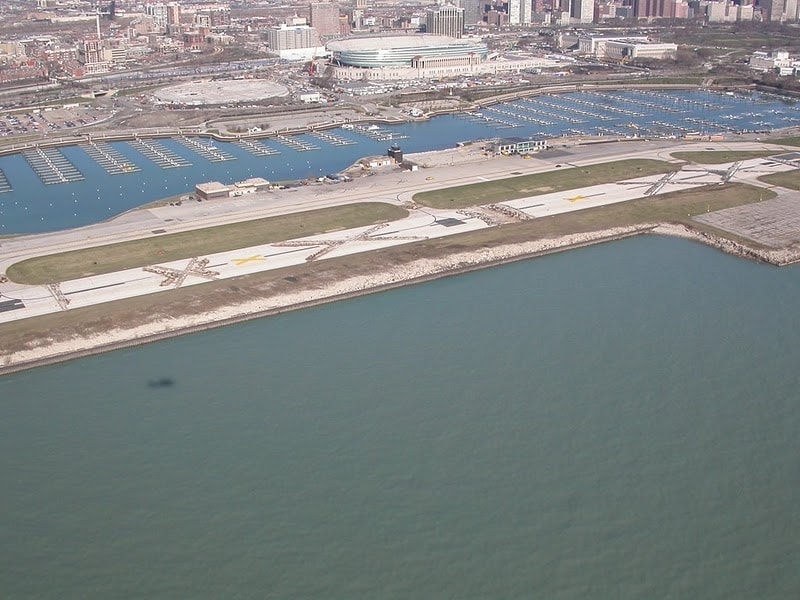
[2,235,799,598]
[1,89,798,235]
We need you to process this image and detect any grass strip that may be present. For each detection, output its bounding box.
[670,150,778,164]
[768,136,800,148]
[7,202,407,285]
[413,159,678,209]
[758,169,800,191]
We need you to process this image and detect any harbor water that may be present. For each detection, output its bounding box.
[1,89,799,235]
[2,236,799,598]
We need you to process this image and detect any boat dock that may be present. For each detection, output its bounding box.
[129,138,191,169]
[177,137,235,162]
[0,168,11,193]
[346,124,408,141]
[485,106,551,126]
[79,141,140,175]
[22,147,84,185]
[308,130,356,146]
[459,112,521,129]
[276,135,320,152]
[233,139,280,156]
[515,99,586,124]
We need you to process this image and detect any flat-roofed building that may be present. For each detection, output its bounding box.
[266,24,325,60]
[490,137,548,155]
[195,181,231,200]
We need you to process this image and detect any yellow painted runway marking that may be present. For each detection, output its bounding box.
[231,255,266,266]
[566,194,586,203]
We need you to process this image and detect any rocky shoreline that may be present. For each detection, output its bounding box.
[2,222,797,376]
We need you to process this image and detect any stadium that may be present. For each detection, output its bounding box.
[327,35,488,68]
[325,35,558,81]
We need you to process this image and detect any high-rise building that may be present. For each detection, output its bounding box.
[456,0,483,24]
[144,3,169,30]
[79,35,110,74]
[310,2,341,37]
[570,0,594,21]
[266,24,320,51]
[507,0,532,24]
[764,0,799,20]
[633,0,673,17]
[426,5,465,37]
[166,2,181,34]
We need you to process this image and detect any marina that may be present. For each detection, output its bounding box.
[22,147,84,185]
[176,136,236,162]
[79,141,140,175]
[129,138,192,169]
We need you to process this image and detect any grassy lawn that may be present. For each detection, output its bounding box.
[758,169,800,190]
[670,150,778,164]
[7,202,407,285]
[0,182,773,358]
[413,159,678,209]
[769,136,800,147]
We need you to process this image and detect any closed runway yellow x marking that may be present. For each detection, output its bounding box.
[231,255,266,266]
[566,194,586,203]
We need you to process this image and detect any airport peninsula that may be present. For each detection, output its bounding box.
[2,127,800,374]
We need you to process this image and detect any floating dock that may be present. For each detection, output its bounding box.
[308,130,356,146]
[0,168,11,193]
[345,124,408,142]
[128,138,191,169]
[79,141,140,175]
[177,137,235,162]
[233,139,281,156]
[22,147,84,185]
[275,135,320,152]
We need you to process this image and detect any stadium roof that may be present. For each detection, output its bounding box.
[327,35,476,52]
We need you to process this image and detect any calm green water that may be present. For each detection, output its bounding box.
[2,235,799,599]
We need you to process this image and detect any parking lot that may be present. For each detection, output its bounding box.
[0,105,106,138]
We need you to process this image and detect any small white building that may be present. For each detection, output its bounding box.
[231,177,270,196]
[749,51,793,73]
[299,92,325,103]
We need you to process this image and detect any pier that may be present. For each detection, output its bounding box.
[275,135,320,152]
[233,139,280,156]
[80,141,140,175]
[22,147,84,185]
[308,130,356,146]
[129,138,191,169]
[345,124,408,142]
[459,111,521,129]
[0,168,11,193]
[177,137,235,162]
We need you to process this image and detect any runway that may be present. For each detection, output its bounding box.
[0,140,797,325]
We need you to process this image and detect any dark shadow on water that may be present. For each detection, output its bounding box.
[147,377,175,388]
